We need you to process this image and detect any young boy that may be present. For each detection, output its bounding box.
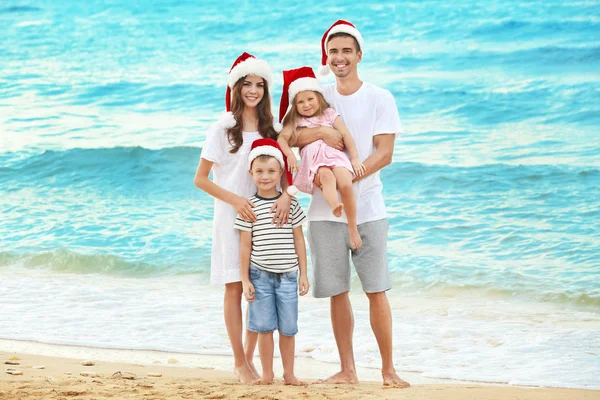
[234,138,309,386]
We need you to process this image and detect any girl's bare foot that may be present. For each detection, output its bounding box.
[234,364,258,384]
[332,203,344,218]
[284,375,308,386]
[349,227,362,249]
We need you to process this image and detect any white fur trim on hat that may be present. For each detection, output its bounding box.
[219,111,236,129]
[273,121,283,133]
[286,185,298,196]
[288,77,323,102]
[326,24,364,51]
[318,64,330,76]
[228,58,273,88]
[248,145,285,169]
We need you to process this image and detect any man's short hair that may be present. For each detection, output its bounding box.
[327,32,361,52]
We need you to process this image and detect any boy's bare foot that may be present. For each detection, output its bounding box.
[252,371,275,385]
[284,375,308,386]
[382,370,410,388]
[349,227,362,249]
[314,370,358,384]
[332,203,344,218]
[234,364,258,384]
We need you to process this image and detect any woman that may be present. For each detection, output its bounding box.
[194,52,292,383]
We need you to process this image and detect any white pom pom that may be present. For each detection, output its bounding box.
[273,121,283,133]
[219,111,236,129]
[287,185,298,197]
[318,64,330,76]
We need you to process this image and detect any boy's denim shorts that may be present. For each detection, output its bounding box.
[248,264,298,336]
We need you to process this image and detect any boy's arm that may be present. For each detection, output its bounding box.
[239,230,255,301]
[292,225,309,296]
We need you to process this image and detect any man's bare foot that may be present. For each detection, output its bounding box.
[382,370,410,388]
[314,370,358,384]
[349,227,362,249]
[284,375,308,386]
[332,203,344,218]
[234,364,258,384]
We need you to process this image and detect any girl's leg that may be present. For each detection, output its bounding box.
[317,167,343,217]
[280,334,306,386]
[256,332,275,384]
[224,282,258,383]
[244,309,259,377]
[332,167,362,249]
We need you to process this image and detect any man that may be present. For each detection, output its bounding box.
[295,20,409,388]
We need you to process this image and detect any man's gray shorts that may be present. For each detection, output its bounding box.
[308,219,392,298]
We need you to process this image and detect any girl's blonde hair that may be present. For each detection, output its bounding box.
[282,90,330,146]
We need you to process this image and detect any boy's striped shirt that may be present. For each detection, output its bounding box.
[234,193,306,273]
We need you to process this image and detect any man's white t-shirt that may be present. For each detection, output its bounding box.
[307,82,403,224]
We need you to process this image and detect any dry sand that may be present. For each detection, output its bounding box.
[1,351,598,400]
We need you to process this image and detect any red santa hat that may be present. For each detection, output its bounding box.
[279,66,323,123]
[318,20,364,76]
[248,138,298,197]
[220,52,281,131]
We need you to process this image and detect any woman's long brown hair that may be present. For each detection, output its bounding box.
[227,77,278,154]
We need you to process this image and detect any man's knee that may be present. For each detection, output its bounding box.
[365,290,387,303]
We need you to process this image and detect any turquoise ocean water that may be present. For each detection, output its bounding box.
[1,0,599,389]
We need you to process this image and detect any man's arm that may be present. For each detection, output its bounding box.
[353,133,395,183]
[294,126,344,151]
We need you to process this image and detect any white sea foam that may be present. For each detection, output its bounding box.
[1,266,598,389]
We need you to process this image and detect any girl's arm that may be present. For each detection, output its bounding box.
[293,225,309,296]
[194,158,257,222]
[239,230,255,302]
[332,116,366,177]
[277,125,298,174]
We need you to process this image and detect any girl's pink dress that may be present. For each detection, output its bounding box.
[293,108,354,194]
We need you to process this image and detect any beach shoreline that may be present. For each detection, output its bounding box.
[1,340,598,399]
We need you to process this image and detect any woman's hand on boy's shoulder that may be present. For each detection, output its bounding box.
[270,193,291,227]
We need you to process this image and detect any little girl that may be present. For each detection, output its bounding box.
[277,66,365,249]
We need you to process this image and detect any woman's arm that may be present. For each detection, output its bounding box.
[194,158,256,222]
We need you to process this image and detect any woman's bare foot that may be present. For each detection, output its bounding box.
[284,375,308,386]
[332,203,344,218]
[234,364,258,384]
[349,227,362,249]
[314,370,358,384]
[382,370,410,388]
[247,360,260,380]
